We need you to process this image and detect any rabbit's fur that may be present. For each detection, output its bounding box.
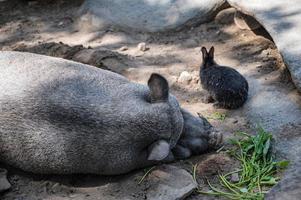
[199,46,248,109]
[0,51,222,175]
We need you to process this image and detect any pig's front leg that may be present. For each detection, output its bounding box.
[172,109,223,160]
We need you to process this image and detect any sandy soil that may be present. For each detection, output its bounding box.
[0,0,300,200]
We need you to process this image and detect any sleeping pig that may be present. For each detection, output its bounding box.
[0,51,222,181]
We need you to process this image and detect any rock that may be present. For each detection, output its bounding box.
[234,11,261,30]
[178,71,193,85]
[73,48,131,73]
[79,0,227,32]
[71,165,196,200]
[137,42,147,52]
[265,162,301,200]
[13,42,84,60]
[0,168,11,193]
[228,0,301,93]
[215,7,236,25]
[146,165,197,200]
[196,154,232,176]
[119,46,128,51]
[51,183,61,193]
[191,70,200,84]
[72,49,95,64]
[230,172,240,182]
[227,2,301,199]
[69,194,78,198]
[263,124,301,200]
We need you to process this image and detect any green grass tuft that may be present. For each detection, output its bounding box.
[207,112,227,121]
[196,126,289,200]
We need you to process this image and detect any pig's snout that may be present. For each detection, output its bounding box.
[208,129,223,149]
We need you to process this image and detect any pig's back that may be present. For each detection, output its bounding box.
[0,51,150,174]
[0,51,129,99]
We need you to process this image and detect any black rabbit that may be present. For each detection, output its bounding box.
[199,46,248,109]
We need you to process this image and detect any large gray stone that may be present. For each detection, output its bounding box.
[264,124,301,200]
[227,1,301,199]
[72,165,197,200]
[215,7,236,25]
[220,82,301,200]
[234,11,261,30]
[78,0,301,93]
[265,159,301,200]
[146,165,197,200]
[228,0,301,93]
[79,0,227,32]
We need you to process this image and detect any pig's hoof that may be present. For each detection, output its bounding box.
[172,144,192,160]
[0,168,11,193]
[208,131,223,149]
[174,136,210,158]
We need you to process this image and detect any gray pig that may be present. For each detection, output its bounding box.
[0,51,222,177]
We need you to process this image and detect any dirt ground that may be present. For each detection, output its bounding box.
[0,0,300,200]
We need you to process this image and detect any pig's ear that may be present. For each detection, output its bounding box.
[148,73,169,103]
[148,140,170,161]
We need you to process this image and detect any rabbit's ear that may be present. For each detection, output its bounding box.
[208,46,215,59]
[201,47,208,61]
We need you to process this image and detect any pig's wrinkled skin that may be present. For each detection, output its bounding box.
[0,51,221,176]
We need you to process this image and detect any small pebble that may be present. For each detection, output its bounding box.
[137,42,147,51]
[51,183,60,193]
[69,194,78,198]
[119,46,128,51]
[231,172,240,182]
[178,71,193,85]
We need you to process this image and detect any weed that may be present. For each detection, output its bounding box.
[195,126,289,200]
[138,166,156,185]
[208,112,227,121]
